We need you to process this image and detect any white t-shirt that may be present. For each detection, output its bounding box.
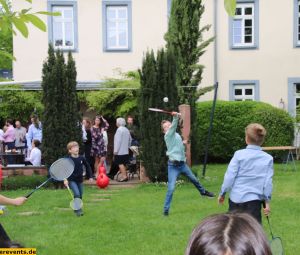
[26,147,41,166]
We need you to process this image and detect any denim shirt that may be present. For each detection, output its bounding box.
[164,115,186,162]
[220,145,273,203]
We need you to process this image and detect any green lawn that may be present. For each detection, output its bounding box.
[1,163,299,255]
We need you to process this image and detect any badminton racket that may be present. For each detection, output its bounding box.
[148,108,181,116]
[263,201,284,255]
[25,158,75,198]
[65,181,83,210]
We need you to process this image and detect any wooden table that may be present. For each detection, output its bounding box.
[262,146,297,171]
[0,152,25,166]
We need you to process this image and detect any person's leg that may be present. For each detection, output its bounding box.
[244,200,262,224]
[229,199,262,224]
[6,142,15,164]
[68,181,81,198]
[68,181,83,216]
[181,163,214,197]
[94,156,100,178]
[163,163,180,215]
[107,160,119,179]
[118,164,128,181]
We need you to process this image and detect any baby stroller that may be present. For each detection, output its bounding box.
[116,145,140,180]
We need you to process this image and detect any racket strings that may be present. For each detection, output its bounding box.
[50,158,75,181]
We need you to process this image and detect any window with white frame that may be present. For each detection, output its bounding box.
[297,1,300,45]
[105,5,129,50]
[52,6,75,50]
[233,85,255,101]
[294,83,300,116]
[232,3,255,47]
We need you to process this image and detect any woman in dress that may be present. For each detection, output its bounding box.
[90,115,109,177]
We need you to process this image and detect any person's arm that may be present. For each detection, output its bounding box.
[128,132,132,148]
[101,116,109,130]
[262,158,273,216]
[165,112,180,138]
[218,152,239,204]
[27,125,33,148]
[0,195,26,206]
[114,129,121,155]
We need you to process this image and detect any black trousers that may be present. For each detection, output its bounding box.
[229,199,262,224]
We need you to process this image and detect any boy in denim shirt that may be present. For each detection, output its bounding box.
[218,123,273,223]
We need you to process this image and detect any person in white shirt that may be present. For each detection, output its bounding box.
[25,140,41,166]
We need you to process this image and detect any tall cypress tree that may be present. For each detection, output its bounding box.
[165,0,214,161]
[139,49,178,182]
[42,46,82,166]
[65,52,82,150]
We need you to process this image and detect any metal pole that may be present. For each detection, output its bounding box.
[202,82,218,177]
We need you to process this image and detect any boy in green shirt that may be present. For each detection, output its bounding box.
[161,112,214,216]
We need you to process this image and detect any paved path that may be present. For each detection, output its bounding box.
[83,176,141,189]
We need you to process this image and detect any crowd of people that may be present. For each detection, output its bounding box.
[0,111,275,252]
[0,114,42,166]
[81,115,138,182]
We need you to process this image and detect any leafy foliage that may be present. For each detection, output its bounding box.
[0,27,12,69]
[80,71,140,118]
[0,0,60,60]
[165,0,214,104]
[139,49,178,182]
[2,175,50,190]
[224,0,237,17]
[193,101,295,162]
[0,85,43,126]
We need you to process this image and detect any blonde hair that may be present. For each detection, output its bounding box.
[67,141,79,152]
[245,123,266,146]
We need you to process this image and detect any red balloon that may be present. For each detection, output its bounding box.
[98,164,106,175]
[96,173,109,189]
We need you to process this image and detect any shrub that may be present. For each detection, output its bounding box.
[193,101,295,162]
[2,175,51,191]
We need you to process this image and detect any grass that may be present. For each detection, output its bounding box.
[1,163,299,255]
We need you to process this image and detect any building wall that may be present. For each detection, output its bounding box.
[12,0,300,113]
[13,0,168,81]
[213,0,300,111]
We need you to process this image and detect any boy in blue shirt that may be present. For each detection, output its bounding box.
[218,123,273,223]
[161,112,214,216]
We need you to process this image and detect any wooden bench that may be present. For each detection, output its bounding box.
[262,146,297,171]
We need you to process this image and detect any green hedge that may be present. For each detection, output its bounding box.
[2,175,51,191]
[193,101,295,162]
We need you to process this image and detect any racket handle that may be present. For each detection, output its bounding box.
[25,178,52,198]
[262,201,266,208]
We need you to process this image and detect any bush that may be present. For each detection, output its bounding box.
[193,101,295,162]
[2,175,51,191]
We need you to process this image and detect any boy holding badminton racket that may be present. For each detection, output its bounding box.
[161,112,215,216]
[64,141,93,216]
[218,123,273,223]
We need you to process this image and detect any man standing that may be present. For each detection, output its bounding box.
[161,112,215,216]
[14,120,26,152]
[126,115,139,146]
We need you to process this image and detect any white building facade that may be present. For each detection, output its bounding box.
[12,0,300,116]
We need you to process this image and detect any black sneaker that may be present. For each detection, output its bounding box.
[163,211,169,216]
[201,190,215,198]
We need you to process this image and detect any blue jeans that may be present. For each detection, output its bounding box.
[68,181,83,199]
[163,161,206,213]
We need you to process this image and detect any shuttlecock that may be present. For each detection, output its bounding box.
[163,97,169,103]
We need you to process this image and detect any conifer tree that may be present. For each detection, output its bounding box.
[139,49,178,182]
[65,52,82,150]
[42,45,82,166]
[165,0,214,160]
